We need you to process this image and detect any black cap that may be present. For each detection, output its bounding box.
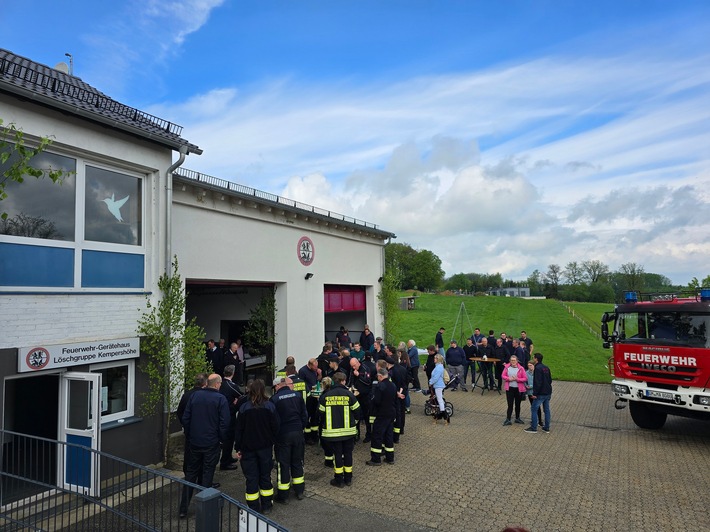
[384,356,396,365]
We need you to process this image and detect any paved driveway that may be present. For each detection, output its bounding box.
[208,380,710,531]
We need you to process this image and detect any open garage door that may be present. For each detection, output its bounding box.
[324,285,366,346]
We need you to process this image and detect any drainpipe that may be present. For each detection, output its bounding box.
[165,145,188,276]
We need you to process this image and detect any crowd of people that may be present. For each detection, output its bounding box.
[176,325,552,518]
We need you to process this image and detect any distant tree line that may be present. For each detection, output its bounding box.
[384,242,709,303]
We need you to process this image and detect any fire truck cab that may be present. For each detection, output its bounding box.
[602,289,710,429]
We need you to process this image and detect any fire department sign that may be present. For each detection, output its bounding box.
[19,337,140,373]
[298,236,315,266]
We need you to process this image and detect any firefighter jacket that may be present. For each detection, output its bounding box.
[370,377,397,420]
[318,383,361,441]
[288,374,308,403]
[270,386,307,438]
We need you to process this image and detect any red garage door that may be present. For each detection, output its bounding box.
[324,286,366,313]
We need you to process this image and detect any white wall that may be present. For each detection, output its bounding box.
[0,97,173,348]
[172,189,387,369]
[0,294,148,348]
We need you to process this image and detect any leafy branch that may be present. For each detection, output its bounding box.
[1,118,72,220]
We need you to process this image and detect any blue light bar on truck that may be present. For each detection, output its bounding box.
[624,291,638,303]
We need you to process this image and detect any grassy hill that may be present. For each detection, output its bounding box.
[396,293,611,383]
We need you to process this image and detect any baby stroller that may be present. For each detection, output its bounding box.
[423,374,458,419]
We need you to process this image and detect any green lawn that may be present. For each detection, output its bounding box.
[396,293,611,383]
[563,301,616,336]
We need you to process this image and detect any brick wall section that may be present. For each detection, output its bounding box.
[0,294,149,348]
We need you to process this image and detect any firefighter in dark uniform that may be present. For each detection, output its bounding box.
[366,367,397,466]
[298,358,321,444]
[269,376,308,503]
[318,372,361,487]
[348,357,373,442]
[234,379,280,514]
[386,352,408,443]
[285,364,307,403]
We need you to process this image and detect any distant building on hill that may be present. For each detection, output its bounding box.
[489,287,530,297]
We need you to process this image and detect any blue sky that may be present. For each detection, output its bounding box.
[3,1,710,284]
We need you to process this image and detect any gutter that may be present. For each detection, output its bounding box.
[165,146,188,277]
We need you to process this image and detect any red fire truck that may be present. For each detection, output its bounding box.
[602,290,710,429]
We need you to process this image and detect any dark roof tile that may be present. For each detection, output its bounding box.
[0,49,201,154]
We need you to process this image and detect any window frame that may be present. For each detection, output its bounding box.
[0,150,148,293]
[89,359,136,424]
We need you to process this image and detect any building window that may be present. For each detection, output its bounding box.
[0,151,77,241]
[85,166,142,246]
[90,360,135,423]
[0,150,146,291]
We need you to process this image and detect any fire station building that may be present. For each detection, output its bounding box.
[0,48,392,499]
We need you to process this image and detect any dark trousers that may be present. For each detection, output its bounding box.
[179,443,220,513]
[275,431,305,500]
[495,362,504,389]
[411,366,421,390]
[240,447,274,511]
[305,396,320,442]
[235,361,245,386]
[462,360,477,384]
[356,397,371,438]
[327,438,354,484]
[370,417,394,463]
[321,433,334,465]
[506,388,523,420]
[393,397,406,441]
[479,362,495,388]
[220,421,236,466]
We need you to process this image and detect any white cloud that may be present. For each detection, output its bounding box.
[79,0,226,97]
[156,46,710,284]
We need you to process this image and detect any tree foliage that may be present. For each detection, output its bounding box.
[563,261,584,285]
[242,288,277,371]
[378,269,402,344]
[0,119,71,220]
[137,256,211,465]
[384,242,443,291]
[582,260,610,284]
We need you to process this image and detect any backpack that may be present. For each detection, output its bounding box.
[443,369,451,385]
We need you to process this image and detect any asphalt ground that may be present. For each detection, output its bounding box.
[178,380,710,532]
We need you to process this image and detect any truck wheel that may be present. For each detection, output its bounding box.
[629,401,667,429]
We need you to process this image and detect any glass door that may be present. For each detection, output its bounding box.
[58,372,101,497]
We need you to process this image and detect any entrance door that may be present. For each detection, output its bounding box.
[58,372,101,497]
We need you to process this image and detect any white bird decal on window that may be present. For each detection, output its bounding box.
[102,194,130,222]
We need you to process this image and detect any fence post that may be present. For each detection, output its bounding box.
[195,488,222,531]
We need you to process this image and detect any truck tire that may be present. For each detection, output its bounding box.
[629,401,667,429]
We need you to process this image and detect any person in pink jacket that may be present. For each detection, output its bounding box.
[501,356,528,426]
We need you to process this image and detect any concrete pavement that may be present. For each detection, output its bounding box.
[199,380,710,531]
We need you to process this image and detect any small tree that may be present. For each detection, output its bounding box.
[137,256,210,465]
[378,269,402,344]
[242,288,277,374]
[1,118,70,220]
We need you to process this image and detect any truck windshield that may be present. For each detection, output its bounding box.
[617,312,710,348]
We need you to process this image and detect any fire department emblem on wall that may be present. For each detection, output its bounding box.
[297,236,315,266]
[26,347,50,371]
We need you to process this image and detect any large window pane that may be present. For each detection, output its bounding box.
[0,151,76,240]
[85,166,142,245]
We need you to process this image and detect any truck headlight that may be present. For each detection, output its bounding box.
[694,396,710,406]
[613,384,630,394]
